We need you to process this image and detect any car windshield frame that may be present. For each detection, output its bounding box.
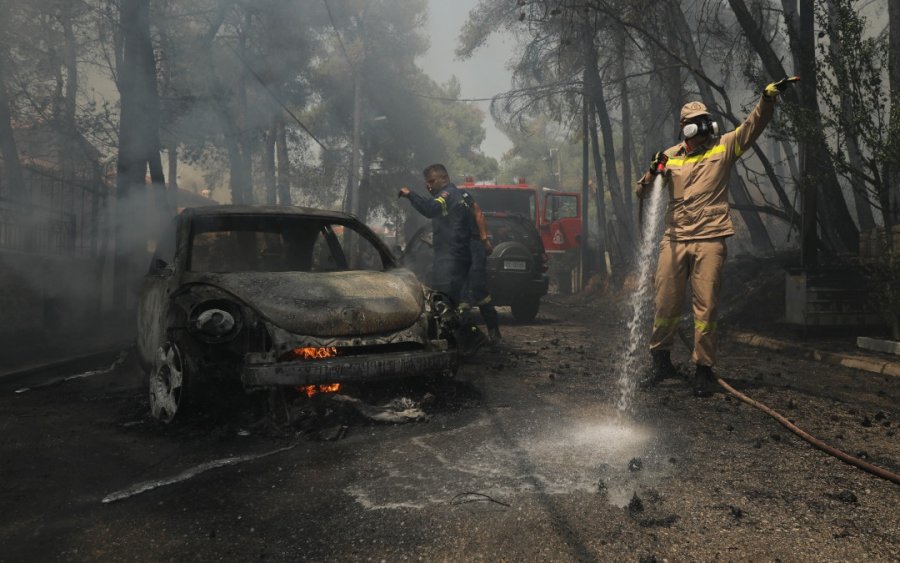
[185,214,395,274]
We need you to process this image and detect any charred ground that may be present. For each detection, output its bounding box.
[0,278,898,561]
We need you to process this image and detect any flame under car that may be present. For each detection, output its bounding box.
[136,206,457,423]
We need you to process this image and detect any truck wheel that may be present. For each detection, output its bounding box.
[511,298,540,323]
[149,340,194,423]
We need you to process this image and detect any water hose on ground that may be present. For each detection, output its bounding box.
[675,327,900,485]
[715,377,900,486]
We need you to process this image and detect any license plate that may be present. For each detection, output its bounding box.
[504,260,527,271]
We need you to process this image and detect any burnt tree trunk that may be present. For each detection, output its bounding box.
[114,0,166,308]
[584,39,608,280]
[264,120,277,205]
[729,0,858,258]
[60,0,78,190]
[580,25,592,285]
[226,9,253,206]
[275,115,292,205]
[0,56,25,203]
[616,28,635,226]
[586,53,635,254]
[167,143,178,208]
[827,0,876,231]
[886,0,900,233]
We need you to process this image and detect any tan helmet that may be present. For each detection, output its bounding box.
[680,101,710,122]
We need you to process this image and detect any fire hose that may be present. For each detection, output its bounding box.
[674,328,900,486]
[714,377,900,485]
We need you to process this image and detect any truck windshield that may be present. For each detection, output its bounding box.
[468,189,535,220]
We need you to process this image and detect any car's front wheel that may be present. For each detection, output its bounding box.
[511,297,540,323]
[149,340,192,423]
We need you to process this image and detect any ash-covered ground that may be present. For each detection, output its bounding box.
[1,288,898,561]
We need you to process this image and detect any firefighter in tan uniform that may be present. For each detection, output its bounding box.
[637,79,794,396]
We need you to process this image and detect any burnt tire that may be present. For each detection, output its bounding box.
[149,340,194,423]
[511,297,540,323]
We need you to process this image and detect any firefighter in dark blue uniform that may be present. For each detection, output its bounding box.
[399,164,471,303]
[400,164,487,354]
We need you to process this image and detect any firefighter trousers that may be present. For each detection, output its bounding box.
[649,237,727,367]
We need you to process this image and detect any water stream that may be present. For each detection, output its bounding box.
[616,174,668,415]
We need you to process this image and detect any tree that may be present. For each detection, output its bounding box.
[113,0,168,308]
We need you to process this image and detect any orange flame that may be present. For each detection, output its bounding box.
[297,383,342,398]
[283,346,338,361]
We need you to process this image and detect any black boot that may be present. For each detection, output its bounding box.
[487,326,502,347]
[692,364,719,397]
[457,324,489,358]
[639,350,677,389]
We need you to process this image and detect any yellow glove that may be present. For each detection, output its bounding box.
[649,151,668,174]
[764,76,800,99]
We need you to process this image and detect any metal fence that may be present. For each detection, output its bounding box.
[0,197,78,255]
[0,162,104,257]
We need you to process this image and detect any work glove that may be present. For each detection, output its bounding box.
[649,151,668,174]
[763,76,800,99]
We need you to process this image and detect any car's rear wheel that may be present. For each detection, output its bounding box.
[149,340,192,423]
[511,297,540,323]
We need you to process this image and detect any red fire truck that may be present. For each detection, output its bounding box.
[459,177,582,254]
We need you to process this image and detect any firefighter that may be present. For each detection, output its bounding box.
[636,79,794,397]
[399,164,487,353]
[461,190,502,346]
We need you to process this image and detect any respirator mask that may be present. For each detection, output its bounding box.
[682,117,719,140]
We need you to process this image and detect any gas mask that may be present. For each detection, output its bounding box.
[682,117,719,140]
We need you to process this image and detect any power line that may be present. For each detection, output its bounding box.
[322,0,357,74]
[369,66,681,104]
[224,43,332,152]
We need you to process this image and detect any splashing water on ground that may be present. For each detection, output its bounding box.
[616,175,667,416]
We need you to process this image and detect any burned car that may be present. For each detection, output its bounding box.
[137,206,458,422]
[402,211,549,322]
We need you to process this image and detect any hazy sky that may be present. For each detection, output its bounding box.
[419,0,515,161]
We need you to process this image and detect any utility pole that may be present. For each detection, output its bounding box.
[350,75,361,218]
[580,47,591,290]
[799,0,818,268]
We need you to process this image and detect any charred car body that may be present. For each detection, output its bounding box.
[137,206,458,422]
[403,212,549,322]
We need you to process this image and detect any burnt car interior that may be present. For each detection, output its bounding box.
[187,216,388,274]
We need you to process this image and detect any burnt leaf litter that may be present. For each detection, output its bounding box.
[6,258,899,560]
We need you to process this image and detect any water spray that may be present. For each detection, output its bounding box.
[616,174,667,416]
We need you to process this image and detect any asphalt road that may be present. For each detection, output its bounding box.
[1,301,898,561]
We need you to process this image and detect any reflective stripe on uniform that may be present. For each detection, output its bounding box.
[733,125,744,157]
[435,196,448,216]
[654,316,681,328]
[476,295,492,306]
[694,319,717,333]
[667,144,726,167]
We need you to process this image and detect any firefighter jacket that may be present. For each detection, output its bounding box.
[637,95,775,241]
[407,182,472,262]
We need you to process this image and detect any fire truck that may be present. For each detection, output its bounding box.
[459,177,582,254]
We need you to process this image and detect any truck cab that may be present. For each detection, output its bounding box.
[459,177,582,255]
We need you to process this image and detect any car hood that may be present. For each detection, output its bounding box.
[182,269,424,337]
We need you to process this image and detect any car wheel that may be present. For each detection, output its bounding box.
[149,340,192,423]
[511,298,540,323]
